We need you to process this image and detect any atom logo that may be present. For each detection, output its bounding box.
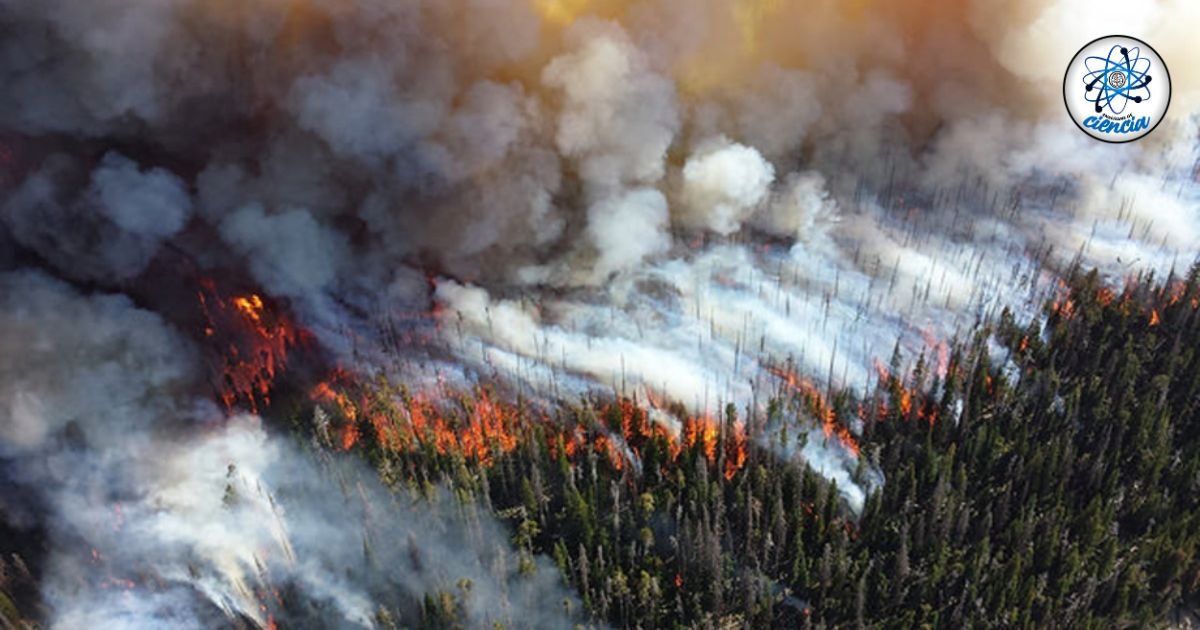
[1064,35,1170,142]
[1083,45,1152,115]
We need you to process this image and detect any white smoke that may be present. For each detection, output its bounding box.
[756,171,841,243]
[586,188,672,279]
[543,19,679,195]
[0,271,586,628]
[679,138,775,235]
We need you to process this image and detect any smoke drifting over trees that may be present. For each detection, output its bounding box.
[1,0,1199,626]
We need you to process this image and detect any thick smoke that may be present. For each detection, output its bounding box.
[3,152,192,281]
[679,138,775,235]
[1,0,1199,623]
[0,271,585,628]
[219,204,350,300]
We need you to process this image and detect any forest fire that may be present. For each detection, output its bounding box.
[309,375,530,465]
[1051,296,1076,320]
[197,278,308,413]
[872,359,936,427]
[306,371,754,481]
[189,278,929,489]
[898,388,913,417]
[722,421,748,480]
[6,0,1200,625]
[309,380,356,422]
[233,295,266,323]
[683,416,721,463]
[592,435,625,471]
[401,390,524,464]
[1047,274,1200,332]
[920,328,951,379]
[768,365,861,457]
[1050,279,1077,321]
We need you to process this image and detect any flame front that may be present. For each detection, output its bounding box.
[768,364,861,458]
[308,375,754,481]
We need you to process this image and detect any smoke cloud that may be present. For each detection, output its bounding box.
[3,152,192,281]
[680,138,775,235]
[0,270,585,628]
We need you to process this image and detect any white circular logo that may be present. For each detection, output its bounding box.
[1063,35,1170,143]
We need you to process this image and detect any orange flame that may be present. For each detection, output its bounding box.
[898,389,912,417]
[340,421,360,450]
[874,358,935,429]
[767,365,860,458]
[459,391,521,464]
[309,372,755,480]
[920,327,950,378]
[593,435,625,471]
[310,380,357,422]
[233,294,265,323]
[1164,280,1187,307]
[684,415,721,463]
[198,279,306,413]
[1051,296,1076,320]
[724,421,747,480]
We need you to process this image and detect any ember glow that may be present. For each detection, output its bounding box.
[198,279,309,413]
